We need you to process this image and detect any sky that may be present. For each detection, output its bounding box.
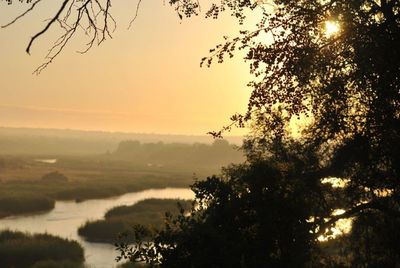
[0,0,255,136]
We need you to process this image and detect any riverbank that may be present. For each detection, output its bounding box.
[0,188,195,268]
[78,198,192,243]
[0,230,84,268]
[0,178,189,218]
[0,193,55,218]
[0,154,199,218]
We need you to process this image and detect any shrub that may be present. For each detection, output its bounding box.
[41,171,68,183]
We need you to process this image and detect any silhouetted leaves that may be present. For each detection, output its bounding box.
[117,1,400,266]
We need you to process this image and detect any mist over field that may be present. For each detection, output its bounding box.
[0,127,243,155]
[0,127,243,267]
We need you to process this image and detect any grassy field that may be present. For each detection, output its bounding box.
[117,262,149,268]
[0,230,84,268]
[0,155,197,218]
[78,199,192,243]
[0,137,243,218]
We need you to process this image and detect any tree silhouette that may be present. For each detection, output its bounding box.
[1,0,199,74]
[115,1,399,266]
[116,133,340,266]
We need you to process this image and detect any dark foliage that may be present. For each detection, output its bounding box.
[3,0,400,266]
[115,137,339,267]
[41,171,69,183]
[116,0,400,266]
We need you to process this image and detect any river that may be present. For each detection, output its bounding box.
[0,188,195,268]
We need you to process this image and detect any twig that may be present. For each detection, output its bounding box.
[26,0,70,54]
[1,0,42,28]
[128,0,142,29]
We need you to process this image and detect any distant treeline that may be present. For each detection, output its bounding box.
[0,135,115,155]
[0,127,242,155]
[112,139,244,167]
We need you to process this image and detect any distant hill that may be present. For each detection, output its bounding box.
[0,127,243,155]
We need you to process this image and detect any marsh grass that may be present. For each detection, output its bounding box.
[78,199,192,243]
[0,156,195,218]
[0,193,54,218]
[0,230,84,268]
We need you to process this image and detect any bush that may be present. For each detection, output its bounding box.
[41,171,68,183]
[78,219,130,243]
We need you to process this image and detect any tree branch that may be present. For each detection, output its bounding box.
[316,197,400,237]
[1,0,42,28]
[26,0,70,54]
[128,0,142,29]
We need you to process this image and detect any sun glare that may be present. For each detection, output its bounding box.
[324,20,340,37]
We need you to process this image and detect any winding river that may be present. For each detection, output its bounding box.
[0,188,195,268]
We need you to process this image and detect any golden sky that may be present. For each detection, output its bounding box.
[0,0,253,136]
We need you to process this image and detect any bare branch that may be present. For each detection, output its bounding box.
[26,0,70,54]
[1,0,198,73]
[1,0,42,28]
[128,0,142,29]
[316,197,400,237]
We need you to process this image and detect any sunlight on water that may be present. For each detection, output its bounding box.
[319,178,353,241]
[318,209,353,242]
[35,159,57,164]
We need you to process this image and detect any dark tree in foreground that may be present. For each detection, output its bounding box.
[115,0,400,266]
[116,133,337,266]
[3,0,400,266]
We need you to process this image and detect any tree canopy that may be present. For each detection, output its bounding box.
[114,0,399,266]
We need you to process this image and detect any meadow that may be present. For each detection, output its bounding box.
[0,155,197,218]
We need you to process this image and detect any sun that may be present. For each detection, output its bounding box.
[324,20,340,37]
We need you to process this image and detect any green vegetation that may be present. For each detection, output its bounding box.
[41,171,69,183]
[105,199,192,221]
[0,158,193,218]
[2,0,399,266]
[0,230,84,268]
[116,0,400,266]
[0,193,54,218]
[78,199,191,243]
[0,138,241,218]
[113,139,243,169]
[78,220,130,243]
[0,174,189,218]
[0,127,242,155]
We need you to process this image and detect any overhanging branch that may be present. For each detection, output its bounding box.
[26,0,70,54]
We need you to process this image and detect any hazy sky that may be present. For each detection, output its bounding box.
[0,0,254,135]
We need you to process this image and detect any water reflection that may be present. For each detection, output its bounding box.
[0,188,194,268]
[35,159,57,164]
